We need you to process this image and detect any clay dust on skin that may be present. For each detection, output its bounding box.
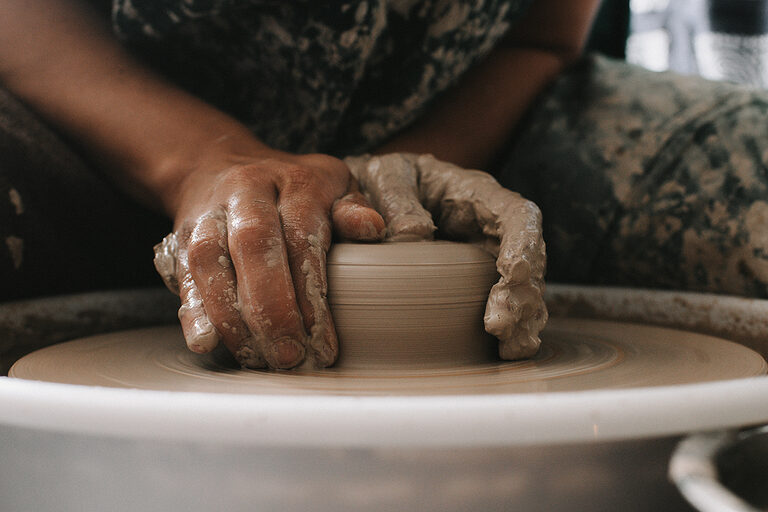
[177,269,220,354]
[5,236,23,270]
[299,231,335,368]
[8,188,23,215]
[5,189,24,269]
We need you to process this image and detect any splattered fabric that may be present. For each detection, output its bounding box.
[497,54,768,297]
[0,86,170,301]
[111,0,533,155]
[5,0,768,301]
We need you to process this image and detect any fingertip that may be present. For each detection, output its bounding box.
[332,194,386,241]
[307,328,338,368]
[180,311,221,353]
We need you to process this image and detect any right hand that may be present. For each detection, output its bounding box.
[345,153,547,360]
[154,148,385,369]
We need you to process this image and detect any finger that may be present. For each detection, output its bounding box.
[415,154,548,359]
[153,232,180,294]
[227,188,307,369]
[279,196,339,368]
[186,209,264,366]
[486,195,548,359]
[352,154,436,240]
[176,233,221,354]
[332,177,386,241]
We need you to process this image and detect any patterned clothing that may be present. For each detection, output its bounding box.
[3,1,768,302]
[0,87,170,301]
[111,0,533,155]
[499,55,768,297]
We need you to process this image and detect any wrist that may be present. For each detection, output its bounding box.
[144,124,280,217]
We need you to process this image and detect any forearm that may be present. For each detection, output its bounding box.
[374,47,568,169]
[0,0,267,214]
[375,0,601,169]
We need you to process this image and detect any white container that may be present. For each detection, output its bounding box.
[1,286,767,512]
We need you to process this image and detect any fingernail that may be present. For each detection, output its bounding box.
[268,337,305,368]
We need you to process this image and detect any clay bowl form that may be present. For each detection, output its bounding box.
[326,241,500,368]
[2,244,768,511]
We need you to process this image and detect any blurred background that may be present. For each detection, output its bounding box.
[588,0,768,87]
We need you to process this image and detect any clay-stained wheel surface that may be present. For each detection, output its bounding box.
[9,242,767,395]
[9,318,766,395]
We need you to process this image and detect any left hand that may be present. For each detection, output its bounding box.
[154,150,385,369]
[345,153,547,359]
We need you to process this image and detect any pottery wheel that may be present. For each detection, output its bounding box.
[9,318,766,395]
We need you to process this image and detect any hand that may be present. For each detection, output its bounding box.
[154,149,385,369]
[344,153,547,359]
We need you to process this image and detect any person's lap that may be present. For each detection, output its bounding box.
[496,54,768,297]
[0,86,170,301]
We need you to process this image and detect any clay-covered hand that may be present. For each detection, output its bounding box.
[154,151,385,369]
[344,153,547,359]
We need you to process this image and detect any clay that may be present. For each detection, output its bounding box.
[8,188,23,215]
[153,232,179,294]
[326,241,500,368]
[5,236,23,270]
[345,154,436,241]
[297,228,336,369]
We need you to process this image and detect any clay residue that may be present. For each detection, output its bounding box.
[5,236,23,270]
[299,230,337,368]
[234,342,266,368]
[176,273,220,353]
[8,188,23,215]
[544,283,768,361]
[153,232,180,294]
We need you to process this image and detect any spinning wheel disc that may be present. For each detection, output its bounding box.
[9,318,766,395]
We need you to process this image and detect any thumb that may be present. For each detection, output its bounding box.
[332,176,386,241]
[351,153,436,240]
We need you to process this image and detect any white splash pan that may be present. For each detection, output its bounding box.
[1,286,767,512]
[1,375,767,448]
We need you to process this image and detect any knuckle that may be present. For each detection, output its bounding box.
[283,219,331,251]
[187,236,224,267]
[282,167,317,191]
[281,223,307,244]
[229,215,275,246]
